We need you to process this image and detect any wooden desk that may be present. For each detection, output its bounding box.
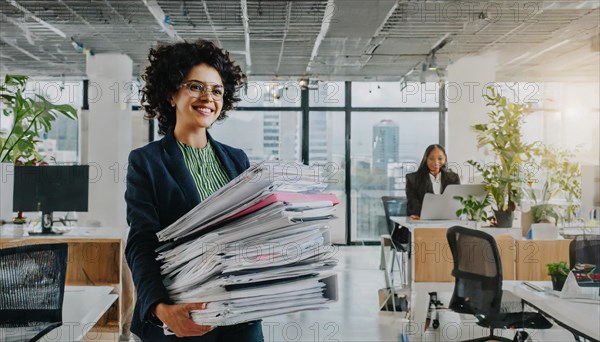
[0,286,118,342]
[390,217,572,282]
[412,228,517,282]
[515,239,572,280]
[0,226,129,334]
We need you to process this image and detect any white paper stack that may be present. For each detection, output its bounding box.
[156,161,339,327]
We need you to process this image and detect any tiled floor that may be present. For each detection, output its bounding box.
[84,246,577,342]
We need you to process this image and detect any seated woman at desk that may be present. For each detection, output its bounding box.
[125,40,263,341]
[405,144,460,220]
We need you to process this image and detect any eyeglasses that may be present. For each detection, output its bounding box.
[178,81,225,100]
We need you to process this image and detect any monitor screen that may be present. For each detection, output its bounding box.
[13,165,89,213]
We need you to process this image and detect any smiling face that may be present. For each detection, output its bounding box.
[171,63,223,135]
[426,147,446,176]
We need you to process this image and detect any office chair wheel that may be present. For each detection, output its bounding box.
[513,330,531,342]
[432,319,439,329]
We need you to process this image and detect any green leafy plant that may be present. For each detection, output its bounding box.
[524,145,582,225]
[546,261,570,291]
[0,75,77,164]
[468,86,534,213]
[454,195,491,222]
[546,261,570,277]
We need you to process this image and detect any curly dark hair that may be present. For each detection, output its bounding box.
[141,39,246,135]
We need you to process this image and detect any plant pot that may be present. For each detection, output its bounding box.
[494,210,514,228]
[551,274,566,291]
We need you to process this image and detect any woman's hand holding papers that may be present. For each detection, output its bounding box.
[154,302,214,337]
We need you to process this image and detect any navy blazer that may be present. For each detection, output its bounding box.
[124,129,250,340]
[405,170,460,216]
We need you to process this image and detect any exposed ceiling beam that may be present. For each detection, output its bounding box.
[307,0,335,73]
[0,13,35,45]
[57,0,122,52]
[103,0,144,41]
[201,0,222,47]
[478,1,555,52]
[142,0,182,41]
[361,0,399,69]
[240,0,252,74]
[0,36,41,61]
[275,2,292,75]
[6,0,67,39]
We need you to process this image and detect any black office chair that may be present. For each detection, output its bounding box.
[381,196,409,311]
[0,243,69,342]
[569,235,600,269]
[446,226,552,342]
[382,196,410,252]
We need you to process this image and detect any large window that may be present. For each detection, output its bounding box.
[350,82,441,242]
[309,110,346,244]
[211,111,302,162]
[209,81,442,243]
[350,112,439,241]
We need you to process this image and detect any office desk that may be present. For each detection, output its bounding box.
[0,286,118,342]
[409,281,600,341]
[390,217,572,282]
[389,217,519,282]
[0,226,129,333]
[512,283,600,342]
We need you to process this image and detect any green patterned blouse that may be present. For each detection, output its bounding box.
[177,140,230,202]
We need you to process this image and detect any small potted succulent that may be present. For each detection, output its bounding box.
[546,261,570,291]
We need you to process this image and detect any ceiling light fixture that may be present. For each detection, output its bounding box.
[428,53,438,70]
[299,79,309,90]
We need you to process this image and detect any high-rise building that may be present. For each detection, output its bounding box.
[309,112,328,163]
[263,113,280,157]
[372,119,399,170]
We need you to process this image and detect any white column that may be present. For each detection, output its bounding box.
[81,54,133,229]
[446,52,498,181]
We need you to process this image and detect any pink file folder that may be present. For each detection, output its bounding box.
[227,193,339,221]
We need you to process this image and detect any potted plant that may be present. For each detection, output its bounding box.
[0,75,77,223]
[1,75,77,164]
[524,145,581,226]
[546,261,570,291]
[454,194,491,228]
[468,86,534,227]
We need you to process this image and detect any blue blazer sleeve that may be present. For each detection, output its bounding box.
[124,130,250,335]
[125,149,172,323]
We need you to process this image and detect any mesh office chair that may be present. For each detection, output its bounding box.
[447,226,552,342]
[0,243,69,342]
[569,235,600,269]
[381,196,409,311]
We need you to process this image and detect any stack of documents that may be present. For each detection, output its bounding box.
[156,161,339,327]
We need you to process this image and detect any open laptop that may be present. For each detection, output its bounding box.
[419,184,486,220]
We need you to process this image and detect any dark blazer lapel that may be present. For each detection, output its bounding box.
[207,131,239,180]
[440,170,452,193]
[160,129,201,207]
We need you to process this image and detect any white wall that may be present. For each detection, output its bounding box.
[446,52,499,182]
[79,54,133,230]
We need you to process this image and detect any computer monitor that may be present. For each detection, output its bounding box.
[13,165,89,234]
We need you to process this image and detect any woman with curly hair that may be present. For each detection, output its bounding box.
[125,39,263,341]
